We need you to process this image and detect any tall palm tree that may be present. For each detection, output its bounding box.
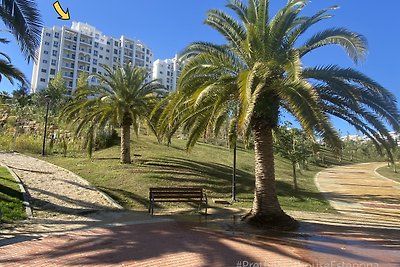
[62,64,165,164]
[164,0,400,228]
[0,0,42,61]
[0,46,26,85]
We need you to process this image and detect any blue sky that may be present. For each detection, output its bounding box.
[1,0,399,134]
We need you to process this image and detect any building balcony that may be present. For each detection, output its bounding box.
[63,55,76,60]
[63,73,74,78]
[64,37,77,43]
[80,39,93,46]
[78,57,91,63]
[64,46,76,51]
[63,64,74,70]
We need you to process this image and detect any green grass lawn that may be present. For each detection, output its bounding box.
[376,164,400,183]
[0,167,26,222]
[43,135,335,213]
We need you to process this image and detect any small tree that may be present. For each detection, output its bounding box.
[274,124,312,191]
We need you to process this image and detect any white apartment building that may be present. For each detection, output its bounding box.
[152,55,182,92]
[31,22,154,94]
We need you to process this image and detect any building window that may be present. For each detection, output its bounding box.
[105,57,109,60]
[68,81,73,87]
[92,67,97,73]
[114,49,118,55]
[50,69,56,75]
[41,69,47,73]
[54,32,60,38]
[44,51,49,55]
[51,59,57,66]
[45,41,50,46]
[100,47,103,51]
[43,59,48,64]
[52,50,57,56]
[99,55,103,59]
[93,59,97,65]
[40,78,46,82]
[114,41,119,46]
[54,41,59,47]
[45,33,51,37]
[94,42,99,48]
[94,50,98,56]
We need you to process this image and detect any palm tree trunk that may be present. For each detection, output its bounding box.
[242,120,297,229]
[121,122,131,164]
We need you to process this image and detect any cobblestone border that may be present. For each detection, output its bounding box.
[1,164,33,218]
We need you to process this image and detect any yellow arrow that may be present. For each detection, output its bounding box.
[53,1,70,20]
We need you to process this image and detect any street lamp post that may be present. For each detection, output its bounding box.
[42,96,50,156]
[232,142,237,202]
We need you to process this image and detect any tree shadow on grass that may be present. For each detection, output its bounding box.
[138,157,327,203]
[138,157,254,194]
[0,184,22,200]
[98,186,150,210]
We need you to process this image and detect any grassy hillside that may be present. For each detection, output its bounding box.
[43,135,334,213]
[0,167,26,222]
[376,165,400,183]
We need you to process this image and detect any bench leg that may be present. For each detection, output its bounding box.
[149,200,154,215]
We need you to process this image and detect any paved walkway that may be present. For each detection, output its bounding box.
[315,162,400,229]
[0,153,119,214]
[0,159,399,266]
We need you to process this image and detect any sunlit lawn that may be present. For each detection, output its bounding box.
[43,135,335,214]
[0,167,26,222]
[376,164,400,183]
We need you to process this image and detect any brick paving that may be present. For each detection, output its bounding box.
[0,221,309,267]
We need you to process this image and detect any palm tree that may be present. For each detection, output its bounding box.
[165,0,400,228]
[0,0,42,61]
[62,64,165,164]
[0,47,27,85]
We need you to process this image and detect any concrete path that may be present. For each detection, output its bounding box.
[315,162,400,229]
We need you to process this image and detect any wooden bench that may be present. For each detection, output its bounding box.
[148,187,207,215]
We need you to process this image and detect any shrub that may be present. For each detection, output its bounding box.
[95,129,119,150]
[14,134,42,154]
[0,134,12,151]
